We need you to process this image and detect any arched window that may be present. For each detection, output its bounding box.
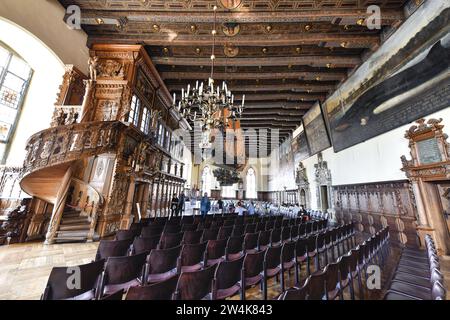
[0,44,32,162]
[246,167,257,199]
[201,166,212,195]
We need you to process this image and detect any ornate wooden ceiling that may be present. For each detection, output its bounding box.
[59,0,412,151]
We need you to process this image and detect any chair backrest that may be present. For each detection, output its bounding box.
[131,235,160,255]
[223,220,235,227]
[95,239,133,261]
[174,264,217,300]
[226,235,245,256]
[159,232,183,249]
[206,238,228,261]
[243,250,265,278]
[290,225,299,240]
[324,262,340,299]
[306,235,317,253]
[181,224,197,232]
[281,227,291,241]
[264,245,282,270]
[281,241,296,264]
[244,232,259,252]
[125,275,179,300]
[42,260,105,300]
[279,281,308,300]
[103,252,148,292]
[164,224,182,234]
[305,222,313,234]
[282,220,290,228]
[308,271,326,300]
[299,224,307,237]
[141,225,164,238]
[100,289,124,300]
[232,224,244,237]
[256,222,266,232]
[115,229,137,241]
[296,237,307,258]
[258,230,271,249]
[270,228,282,244]
[245,223,257,233]
[213,256,244,299]
[316,232,326,249]
[337,254,351,283]
[431,281,447,300]
[218,226,233,240]
[181,216,194,225]
[183,230,204,245]
[178,242,208,270]
[202,228,219,242]
[265,221,275,230]
[147,245,182,275]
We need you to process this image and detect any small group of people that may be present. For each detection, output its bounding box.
[170,192,186,217]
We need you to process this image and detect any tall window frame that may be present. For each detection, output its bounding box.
[0,44,32,163]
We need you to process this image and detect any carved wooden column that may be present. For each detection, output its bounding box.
[121,176,135,230]
[141,183,151,218]
[402,118,450,254]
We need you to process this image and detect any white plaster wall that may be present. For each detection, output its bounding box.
[0,0,89,74]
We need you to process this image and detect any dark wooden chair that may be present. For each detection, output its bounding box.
[278,279,309,300]
[307,235,318,273]
[173,264,217,300]
[281,240,297,292]
[337,253,355,300]
[262,245,282,299]
[324,262,341,300]
[181,216,194,225]
[99,252,147,297]
[212,256,244,300]
[182,229,203,245]
[305,222,313,235]
[223,219,235,227]
[281,227,291,243]
[158,232,183,249]
[100,289,124,300]
[316,232,327,269]
[145,245,182,284]
[130,235,160,255]
[218,226,233,240]
[177,242,207,272]
[41,260,105,300]
[141,225,164,238]
[181,224,197,232]
[265,221,275,231]
[125,275,179,300]
[256,222,266,232]
[295,237,308,283]
[242,250,265,300]
[290,225,299,241]
[349,248,365,300]
[245,223,257,234]
[308,271,326,300]
[95,239,133,261]
[232,224,245,237]
[298,223,307,238]
[258,230,271,251]
[164,224,182,234]
[116,229,138,240]
[282,220,290,228]
[202,228,219,242]
[270,228,282,246]
[226,235,245,261]
[244,232,259,254]
[205,238,227,266]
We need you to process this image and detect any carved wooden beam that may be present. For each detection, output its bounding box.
[80,9,403,24]
[243,102,312,109]
[152,56,361,68]
[88,33,379,48]
[161,71,345,81]
[235,93,324,101]
[169,83,335,92]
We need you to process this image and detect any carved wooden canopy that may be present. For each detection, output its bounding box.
[58,0,417,151]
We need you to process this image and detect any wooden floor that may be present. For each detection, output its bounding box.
[0,239,448,300]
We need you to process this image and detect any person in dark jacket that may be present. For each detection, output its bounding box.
[200,192,211,218]
[170,194,179,218]
[178,192,185,217]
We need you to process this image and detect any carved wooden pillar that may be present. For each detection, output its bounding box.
[142,183,151,218]
[121,176,135,229]
[44,166,73,245]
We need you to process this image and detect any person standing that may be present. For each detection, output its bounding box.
[200,192,211,218]
[248,201,255,215]
[235,201,245,216]
[170,194,179,218]
[178,192,185,217]
[217,198,224,215]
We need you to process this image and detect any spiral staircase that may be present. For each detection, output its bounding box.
[19,120,125,243]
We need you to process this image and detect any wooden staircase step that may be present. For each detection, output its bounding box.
[58,224,91,231]
[60,217,90,225]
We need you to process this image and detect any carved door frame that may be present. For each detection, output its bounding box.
[314,153,333,214]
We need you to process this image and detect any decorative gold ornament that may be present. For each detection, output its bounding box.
[218,0,242,10]
[224,45,239,57]
[222,23,240,37]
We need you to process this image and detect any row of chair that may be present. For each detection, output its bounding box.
[41,222,357,300]
[279,227,390,300]
[383,234,447,300]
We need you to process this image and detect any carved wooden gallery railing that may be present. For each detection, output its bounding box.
[22,121,124,177]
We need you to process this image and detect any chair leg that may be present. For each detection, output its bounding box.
[349,278,356,300]
[357,270,365,300]
[263,278,268,300]
[281,270,285,292]
[306,257,311,276]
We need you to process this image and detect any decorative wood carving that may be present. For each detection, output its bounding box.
[314,152,333,213]
[401,118,450,254]
[295,162,311,209]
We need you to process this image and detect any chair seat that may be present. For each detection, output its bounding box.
[147,268,178,283]
[389,281,431,300]
[395,266,431,278]
[283,260,296,270]
[104,278,140,295]
[398,259,429,269]
[181,263,203,273]
[384,290,421,300]
[64,289,96,300]
[215,284,241,300]
[266,266,281,278]
[245,274,263,287]
[227,252,244,261]
[207,257,225,266]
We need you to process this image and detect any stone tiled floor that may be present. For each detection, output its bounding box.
[0,237,448,300]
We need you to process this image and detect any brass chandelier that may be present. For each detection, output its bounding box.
[171,5,245,146]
